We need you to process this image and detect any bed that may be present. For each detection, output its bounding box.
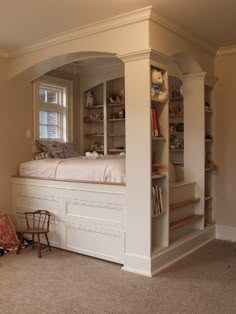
[13,154,126,264]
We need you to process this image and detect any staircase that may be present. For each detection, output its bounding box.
[169,181,204,243]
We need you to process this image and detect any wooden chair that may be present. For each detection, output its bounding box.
[16,210,51,258]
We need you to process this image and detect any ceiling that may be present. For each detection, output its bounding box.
[1,0,235,53]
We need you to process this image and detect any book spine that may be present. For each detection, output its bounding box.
[152,186,156,216]
[155,186,160,215]
[152,108,158,137]
[158,186,163,213]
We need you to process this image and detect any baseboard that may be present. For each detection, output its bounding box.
[151,225,215,276]
[122,252,152,277]
[216,224,236,242]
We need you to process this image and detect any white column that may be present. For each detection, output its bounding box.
[119,52,152,276]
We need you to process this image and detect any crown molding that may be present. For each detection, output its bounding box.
[0,49,9,58]
[217,45,236,56]
[118,49,175,64]
[8,6,152,59]
[150,9,217,56]
[183,72,206,80]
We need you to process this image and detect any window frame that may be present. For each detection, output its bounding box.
[33,76,73,143]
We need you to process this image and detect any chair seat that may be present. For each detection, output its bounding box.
[23,228,49,234]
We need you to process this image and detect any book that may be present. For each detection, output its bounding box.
[151,107,162,137]
[157,186,163,213]
[152,108,158,137]
[152,186,157,216]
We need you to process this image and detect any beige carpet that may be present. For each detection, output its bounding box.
[0,239,236,314]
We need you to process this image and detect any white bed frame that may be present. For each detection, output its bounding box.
[12,177,126,264]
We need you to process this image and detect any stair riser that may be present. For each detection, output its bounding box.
[170,183,195,203]
[170,204,196,223]
[170,219,204,242]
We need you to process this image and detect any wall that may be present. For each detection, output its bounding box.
[215,53,236,241]
[0,58,33,214]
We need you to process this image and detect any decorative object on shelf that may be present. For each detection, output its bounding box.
[169,103,183,115]
[170,134,184,150]
[90,142,104,151]
[119,109,125,118]
[110,112,119,119]
[169,123,176,134]
[86,91,94,107]
[151,68,168,102]
[176,123,184,132]
[84,112,103,121]
[151,68,163,85]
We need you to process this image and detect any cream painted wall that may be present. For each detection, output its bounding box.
[215,54,236,228]
[0,58,33,214]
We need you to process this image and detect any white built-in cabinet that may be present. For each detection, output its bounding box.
[150,64,169,253]
[83,78,125,155]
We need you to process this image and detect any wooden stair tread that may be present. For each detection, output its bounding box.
[170,197,200,210]
[170,214,204,231]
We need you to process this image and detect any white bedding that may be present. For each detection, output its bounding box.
[19,155,126,184]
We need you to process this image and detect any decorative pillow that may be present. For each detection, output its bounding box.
[34,151,51,160]
[0,212,19,249]
[36,140,80,158]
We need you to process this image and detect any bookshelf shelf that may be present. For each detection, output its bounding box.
[169,96,183,102]
[84,105,104,110]
[152,174,166,180]
[108,103,125,108]
[108,118,125,122]
[84,120,104,123]
[172,161,184,165]
[169,114,183,118]
[108,148,125,152]
[170,149,184,152]
[108,134,125,137]
[152,136,165,141]
[152,210,167,218]
[84,133,104,137]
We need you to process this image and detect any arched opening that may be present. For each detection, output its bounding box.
[15,51,120,81]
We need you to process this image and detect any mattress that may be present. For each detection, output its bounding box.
[19,155,126,184]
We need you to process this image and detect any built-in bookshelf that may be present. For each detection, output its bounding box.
[168,76,184,165]
[204,83,215,225]
[83,78,125,154]
[151,65,169,253]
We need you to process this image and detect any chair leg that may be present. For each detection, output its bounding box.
[37,234,41,258]
[45,233,52,252]
[16,232,24,255]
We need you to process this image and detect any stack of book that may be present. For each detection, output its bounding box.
[152,186,164,216]
[151,107,162,137]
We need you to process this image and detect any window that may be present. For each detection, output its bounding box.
[34,76,73,142]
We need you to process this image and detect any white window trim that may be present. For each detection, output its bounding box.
[33,75,73,143]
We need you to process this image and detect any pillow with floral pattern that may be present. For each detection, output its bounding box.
[36,140,80,158]
[0,212,19,249]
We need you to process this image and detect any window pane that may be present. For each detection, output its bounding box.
[48,111,59,125]
[49,125,59,139]
[40,125,48,138]
[39,110,60,139]
[39,89,46,102]
[40,111,48,124]
[47,89,58,104]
